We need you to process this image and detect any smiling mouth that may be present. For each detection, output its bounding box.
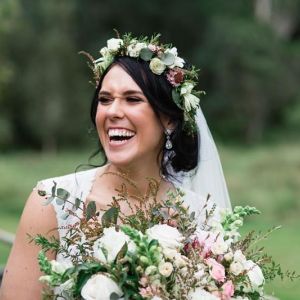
[108,129,136,144]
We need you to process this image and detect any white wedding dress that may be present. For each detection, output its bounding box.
[37,166,214,247]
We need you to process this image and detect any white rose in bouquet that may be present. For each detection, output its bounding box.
[81,274,123,300]
[229,249,247,275]
[244,260,265,293]
[162,248,178,260]
[211,238,228,255]
[158,261,174,277]
[188,287,219,300]
[146,224,183,250]
[93,227,136,264]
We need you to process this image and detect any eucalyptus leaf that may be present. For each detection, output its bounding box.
[110,293,120,300]
[86,201,97,221]
[60,212,69,220]
[75,197,81,210]
[101,207,119,227]
[190,211,195,220]
[42,196,54,206]
[57,188,70,200]
[55,197,65,206]
[51,181,57,197]
[160,52,175,66]
[172,89,183,109]
[139,48,153,61]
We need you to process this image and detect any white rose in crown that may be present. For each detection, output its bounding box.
[149,57,166,75]
[127,40,147,57]
[93,227,136,264]
[81,274,123,300]
[188,287,219,300]
[107,38,124,52]
[146,224,184,250]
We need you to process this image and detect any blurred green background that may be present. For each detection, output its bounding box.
[0,0,299,299]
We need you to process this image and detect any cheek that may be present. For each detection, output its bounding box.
[95,108,105,138]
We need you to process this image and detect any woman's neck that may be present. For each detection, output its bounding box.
[105,162,163,195]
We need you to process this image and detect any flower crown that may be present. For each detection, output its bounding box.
[81,33,204,134]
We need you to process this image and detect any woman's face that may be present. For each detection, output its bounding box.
[96,65,166,169]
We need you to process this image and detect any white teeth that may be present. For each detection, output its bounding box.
[108,129,135,137]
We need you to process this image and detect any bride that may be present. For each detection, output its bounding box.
[0,33,231,299]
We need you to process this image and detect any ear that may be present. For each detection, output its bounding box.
[161,116,176,132]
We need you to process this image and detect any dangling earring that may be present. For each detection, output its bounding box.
[165,128,173,150]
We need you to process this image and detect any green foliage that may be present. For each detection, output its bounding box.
[38,251,52,275]
[102,207,119,227]
[30,234,60,253]
[1,1,300,149]
[86,201,96,221]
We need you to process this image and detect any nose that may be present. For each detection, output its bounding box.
[106,99,125,119]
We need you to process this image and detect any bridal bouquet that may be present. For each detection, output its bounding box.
[33,178,291,300]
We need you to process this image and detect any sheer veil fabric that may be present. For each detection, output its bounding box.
[169,107,232,211]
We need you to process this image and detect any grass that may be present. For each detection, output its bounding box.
[0,143,299,299]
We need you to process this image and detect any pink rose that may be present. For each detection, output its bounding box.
[221,280,234,300]
[206,258,226,282]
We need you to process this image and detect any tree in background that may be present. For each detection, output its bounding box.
[0,0,300,151]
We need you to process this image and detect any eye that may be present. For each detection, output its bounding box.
[127,97,143,103]
[98,97,112,105]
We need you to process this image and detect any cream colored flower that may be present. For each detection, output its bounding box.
[211,239,228,255]
[81,274,123,300]
[149,57,166,75]
[146,224,183,250]
[224,251,234,261]
[107,38,123,52]
[127,41,147,57]
[93,227,136,264]
[188,287,219,300]
[100,46,109,57]
[145,265,157,276]
[158,262,173,277]
[234,250,247,263]
[162,248,178,260]
[229,260,245,276]
[244,260,265,293]
[174,253,187,268]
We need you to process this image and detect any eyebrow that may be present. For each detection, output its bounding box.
[98,90,145,97]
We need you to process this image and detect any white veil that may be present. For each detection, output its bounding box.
[170,107,232,211]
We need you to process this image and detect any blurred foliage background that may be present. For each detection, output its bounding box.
[0,0,299,299]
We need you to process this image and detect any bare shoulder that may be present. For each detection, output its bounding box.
[0,189,58,299]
